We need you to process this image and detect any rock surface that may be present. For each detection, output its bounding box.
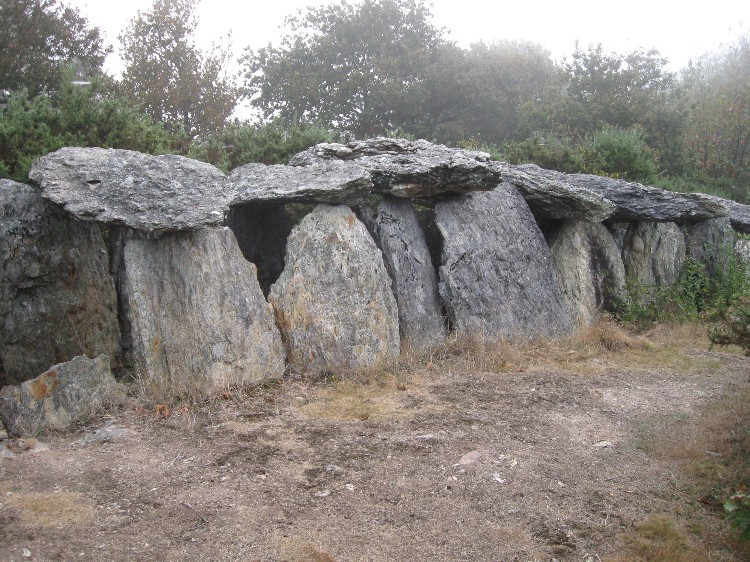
[622,222,686,294]
[517,166,727,222]
[0,355,119,437]
[226,203,293,296]
[290,138,501,198]
[435,183,572,338]
[230,161,373,204]
[372,198,445,343]
[548,221,626,326]
[500,163,616,222]
[682,217,736,275]
[0,180,120,386]
[123,228,286,390]
[704,195,750,234]
[30,147,230,233]
[269,205,400,373]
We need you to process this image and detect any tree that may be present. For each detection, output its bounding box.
[0,0,110,94]
[120,0,239,138]
[243,0,454,138]
[682,33,750,187]
[459,40,560,144]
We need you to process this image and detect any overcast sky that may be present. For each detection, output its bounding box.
[67,0,747,78]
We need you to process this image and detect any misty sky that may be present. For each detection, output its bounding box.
[67,0,746,78]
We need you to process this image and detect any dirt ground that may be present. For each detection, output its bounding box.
[1,325,750,562]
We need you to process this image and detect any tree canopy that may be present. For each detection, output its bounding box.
[243,0,451,138]
[120,0,239,138]
[0,0,110,94]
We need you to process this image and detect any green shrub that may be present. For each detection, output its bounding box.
[188,119,332,172]
[615,253,750,329]
[725,488,750,541]
[576,126,659,183]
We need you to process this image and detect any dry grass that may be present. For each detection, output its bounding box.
[5,491,96,528]
[605,516,709,562]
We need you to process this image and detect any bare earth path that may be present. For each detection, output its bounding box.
[1,328,749,561]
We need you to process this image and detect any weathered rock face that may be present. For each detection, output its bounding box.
[435,183,572,339]
[704,195,750,234]
[605,222,630,255]
[735,239,750,270]
[682,217,736,275]
[517,166,727,222]
[230,161,373,205]
[290,137,501,198]
[372,198,445,343]
[226,203,293,296]
[29,147,230,233]
[622,222,686,293]
[500,163,616,222]
[123,228,286,390]
[0,355,119,437]
[0,180,120,386]
[269,205,400,373]
[548,221,626,326]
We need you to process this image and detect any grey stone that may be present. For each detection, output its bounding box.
[372,198,445,343]
[123,227,286,390]
[703,195,750,234]
[548,221,626,327]
[29,147,230,233]
[230,161,373,205]
[0,180,120,386]
[622,222,686,294]
[516,165,727,222]
[499,163,616,222]
[0,355,119,437]
[226,203,293,296]
[606,222,630,255]
[435,183,572,339]
[290,137,501,198]
[735,239,750,271]
[269,205,400,373]
[682,217,736,275]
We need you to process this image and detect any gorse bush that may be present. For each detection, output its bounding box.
[187,119,333,172]
[576,126,659,183]
[0,70,173,182]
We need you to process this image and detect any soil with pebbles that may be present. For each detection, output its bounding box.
[1,343,748,561]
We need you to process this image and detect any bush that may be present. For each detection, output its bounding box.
[188,119,332,172]
[725,488,750,541]
[0,72,174,182]
[615,253,750,329]
[576,126,659,183]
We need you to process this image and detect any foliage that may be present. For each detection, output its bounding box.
[0,70,173,182]
[709,296,750,355]
[725,488,750,541]
[681,33,750,188]
[0,0,110,95]
[456,41,561,144]
[575,126,659,182]
[188,119,332,171]
[120,0,239,138]
[615,253,750,329]
[243,0,452,138]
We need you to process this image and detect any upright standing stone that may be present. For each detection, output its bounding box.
[548,221,626,326]
[269,205,400,373]
[123,228,286,390]
[622,222,686,294]
[373,198,445,343]
[435,183,572,339]
[0,181,120,386]
[682,217,735,275]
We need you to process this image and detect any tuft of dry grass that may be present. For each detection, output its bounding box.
[5,491,97,528]
[606,516,709,562]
